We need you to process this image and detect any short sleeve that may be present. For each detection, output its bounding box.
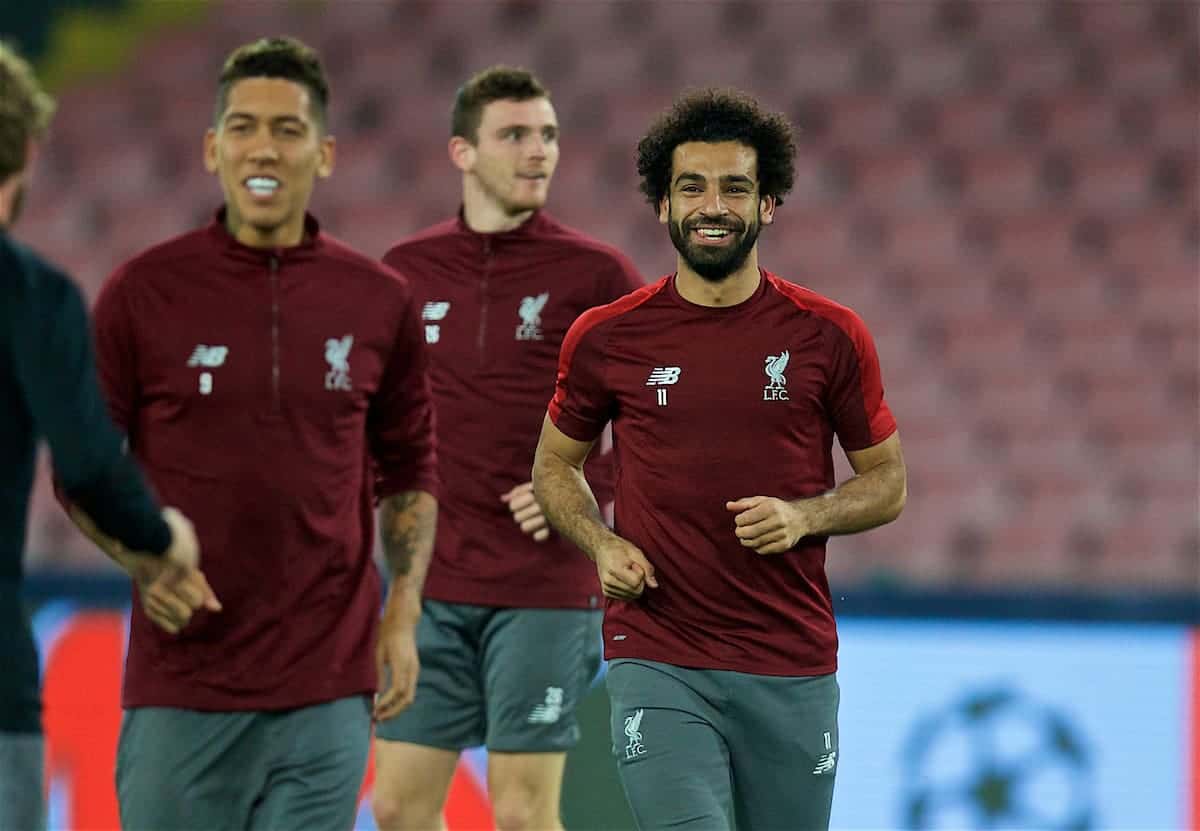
[826,311,897,452]
[547,312,614,443]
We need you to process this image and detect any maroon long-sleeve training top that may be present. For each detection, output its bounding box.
[93,210,437,711]
[383,210,642,609]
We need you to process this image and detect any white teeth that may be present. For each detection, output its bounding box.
[698,228,730,238]
[246,177,279,195]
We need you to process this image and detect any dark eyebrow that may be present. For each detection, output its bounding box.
[224,112,308,127]
[721,175,755,187]
[673,172,755,187]
[496,123,559,134]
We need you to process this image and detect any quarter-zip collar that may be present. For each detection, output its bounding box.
[454,207,552,251]
[206,207,325,264]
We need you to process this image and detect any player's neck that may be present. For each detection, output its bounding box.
[674,253,762,308]
[461,182,534,234]
[225,209,306,249]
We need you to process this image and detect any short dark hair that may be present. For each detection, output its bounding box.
[214,37,329,127]
[451,66,548,143]
[0,41,55,181]
[636,88,796,210]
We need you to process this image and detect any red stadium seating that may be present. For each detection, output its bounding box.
[20,0,1197,591]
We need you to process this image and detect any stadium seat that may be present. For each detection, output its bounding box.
[16,0,1195,593]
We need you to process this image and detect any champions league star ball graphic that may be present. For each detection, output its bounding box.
[901,688,1094,830]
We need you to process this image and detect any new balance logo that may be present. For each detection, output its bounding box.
[527,686,565,725]
[422,301,450,321]
[812,751,837,775]
[647,366,681,406]
[187,345,228,367]
[813,731,836,774]
[645,367,681,386]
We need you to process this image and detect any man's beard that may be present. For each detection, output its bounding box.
[667,203,760,283]
[479,168,548,216]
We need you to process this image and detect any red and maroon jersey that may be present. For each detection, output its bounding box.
[383,211,642,609]
[93,210,437,711]
[549,270,897,675]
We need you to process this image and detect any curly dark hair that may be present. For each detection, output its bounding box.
[636,88,796,210]
[215,37,330,127]
[452,66,549,143]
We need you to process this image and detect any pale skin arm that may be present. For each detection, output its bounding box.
[374,489,437,721]
[727,431,907,555]
[66,505,221,634]
[531,415,659,600]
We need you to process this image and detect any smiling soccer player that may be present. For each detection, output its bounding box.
[534,88,907,831]
[66,37,439,831]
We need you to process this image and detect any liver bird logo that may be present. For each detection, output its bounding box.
[325,335,353,373]
[764,349,790,390]
[516,292,550,340]
[519,292,549,326]
[624,708,644,743]
[324,335,354,391]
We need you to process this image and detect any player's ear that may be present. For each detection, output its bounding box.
[449,136,475,173]
[23,138,40,172]
[760,194,776,226]
[203,127,218,174]
[658,194,670,224]
[316,134,335,179]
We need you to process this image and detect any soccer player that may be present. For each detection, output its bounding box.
[0,42,201,831]
[66,37,438,830]
[532,89,907,831]
[372,66,642,831]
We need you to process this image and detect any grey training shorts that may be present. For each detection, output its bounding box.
[116,696,371,831]
[606,659,840,831]
[375,600,603,752]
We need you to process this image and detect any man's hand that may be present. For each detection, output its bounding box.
[160,506,200,570]
[595,538,658,600]
[727,496,812,555]
[374,589,420,722]
[131,561,222,634]
[500,481,550,542]
[68,504,220,633]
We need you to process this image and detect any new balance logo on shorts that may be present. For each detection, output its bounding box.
[812,751,837,775]
[813,730,836,775]
[526,686,565,724]
[623,709,646,759]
